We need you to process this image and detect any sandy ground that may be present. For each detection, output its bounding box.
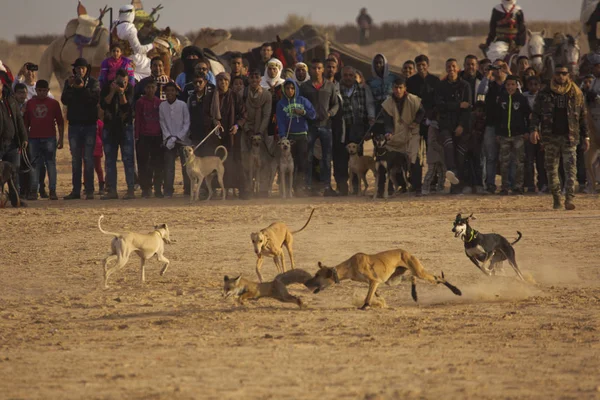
[1,148,600,400]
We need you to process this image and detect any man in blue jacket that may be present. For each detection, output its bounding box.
[276,79,316,193]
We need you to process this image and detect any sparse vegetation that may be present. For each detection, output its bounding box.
[16,34,60,45]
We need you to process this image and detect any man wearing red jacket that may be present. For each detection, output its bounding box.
[23,80,64,200]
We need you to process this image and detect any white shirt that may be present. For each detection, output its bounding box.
[159,99,190,149]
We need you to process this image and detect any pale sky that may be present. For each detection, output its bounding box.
[3,0,580,41]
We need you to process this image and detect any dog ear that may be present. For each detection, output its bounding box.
[318,261,324,269]
[456,213,462,220]
[289,140,295,146]
[468,213,476,221]
[224,275,229,282]
[234,275,242,283]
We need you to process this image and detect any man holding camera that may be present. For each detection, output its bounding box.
[13,62,53,100]
[100,69,135,200]
[61,57,100,200]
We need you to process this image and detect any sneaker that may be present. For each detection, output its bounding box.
[101,191,119,200]
[49,191,58,201]
[499,189,509,196]
[475,186,485,195]
[27,193,38,201]
[565,199,575,210]
[155,191,164,199]
[445,170,460,185]
[63,192,81,200]
[39,188,48,199]
[123,190,136,200]
[553,194,562,210]
[323,187,338,197]
[141,189,151,199]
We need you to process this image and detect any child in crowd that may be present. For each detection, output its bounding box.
[99,44,135,89]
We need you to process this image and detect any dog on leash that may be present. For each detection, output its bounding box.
[98,215,172,289]
[277,137,294,198]
[346,142,376,196]
[248,134,263,195]
[0,161,20,208]
[452,213,525,280]
[372,135,410,199]
[182,145,228,201]
[250,208,315,282]
[305,249,462,310]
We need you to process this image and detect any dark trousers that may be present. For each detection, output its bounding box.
[102,125,135,193]
[136,135,164,192]
[20,147,46,196]
[164,144,190,196]
[289,134,308,191]
[69,124,96,195]
[459,132,483,187]
[524,141,547,190]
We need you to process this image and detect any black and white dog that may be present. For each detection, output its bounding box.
[372,134,410,199]
[452,213,524,280]
[0,161,20,208]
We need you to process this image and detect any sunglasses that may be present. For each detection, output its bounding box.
[555,71,569,76]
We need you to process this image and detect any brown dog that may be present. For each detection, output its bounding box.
[0,161,20,207]
[346,142,376,196]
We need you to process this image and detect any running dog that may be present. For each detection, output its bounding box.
[278,138,294,198]
[346,142,376,196]
[248,134,263,195]
[250,208,315,282]
[182,145,227,201]
[98,215,171,288]
[305,249,462,310]
[372,135,410,199]
[452,213,525,280]
[223,269,313,308]
[0,161,20,207]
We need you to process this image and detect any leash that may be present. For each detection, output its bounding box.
[358,108,384,147]
[193,125,224,152]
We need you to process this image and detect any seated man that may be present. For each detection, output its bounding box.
[481,0,526,62]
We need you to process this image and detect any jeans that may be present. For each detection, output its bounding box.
[0,144,21,206]
[69,124,97,194]
[29,138,57,192]
[483,126,499,190]
[102,125,135,192]
[307,126,332,188]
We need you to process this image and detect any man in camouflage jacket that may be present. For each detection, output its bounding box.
[530,65,590,210]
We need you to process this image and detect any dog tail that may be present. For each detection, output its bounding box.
[275,269,313,287]
[292,208,316,234]
[97,215,121,237]
[215,146,228,163]
[511,231,522,245]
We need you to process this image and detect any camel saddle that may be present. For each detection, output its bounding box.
[64,17,106,48]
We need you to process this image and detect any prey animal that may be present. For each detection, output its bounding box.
[182,145,228,201]
[251,208,315,282]
[248,134,263,195]
[305,249,462,310]
[452,213,525,280]
[0,161,20,207]
[346,142,376,196]
[372,135,410,199]
[278,137,294,198]
[223,269,313,308]
[98,215,172,288]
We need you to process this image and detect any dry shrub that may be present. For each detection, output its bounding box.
[16,34,60,45]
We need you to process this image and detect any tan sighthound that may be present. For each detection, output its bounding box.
[346,142,376,196]
[305,249,462,310]
[98,215,172,289]
[250,208,315,282]
[183,145,228,202]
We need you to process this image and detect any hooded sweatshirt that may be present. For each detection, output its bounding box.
[276,79,316,137]
[366,53,398,122]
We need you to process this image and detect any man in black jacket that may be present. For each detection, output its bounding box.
[435,58,472,189]
[61,57,100,200]
[100,69,136,200]
[0,79,27,207]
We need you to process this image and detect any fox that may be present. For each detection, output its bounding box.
[223,269,313,308]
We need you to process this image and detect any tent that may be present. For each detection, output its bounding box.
[284,25,404,78]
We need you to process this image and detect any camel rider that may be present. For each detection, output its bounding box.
[481,0,526,62]
[112,5,153,81]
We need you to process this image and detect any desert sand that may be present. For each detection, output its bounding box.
[1,145,600,400]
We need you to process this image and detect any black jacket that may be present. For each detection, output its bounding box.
[61,73,100,126]
[495,91,531,137]
[435,78,472,132]
[407,73,440,118]
[0,91,27,152]
[100,83,134,141]
[484,80,506,127]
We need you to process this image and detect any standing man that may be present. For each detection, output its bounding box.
[356,8,373,45]
[300,58,339,196]
[335,66,375,195]
[435,58,472,189]
[229,52,248,85]
[135,57,174,102]
[530,65,589,210]
[402,60,416,79]
[61,58,100,200]
[100,69,136,200]
[460,54,484,192]
[0,79,27,207]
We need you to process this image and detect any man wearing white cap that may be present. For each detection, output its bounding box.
[112,5,154,81]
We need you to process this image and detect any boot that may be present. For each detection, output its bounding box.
[552,194,562,210]
[565,196,575,211]
[97,182,105,195]
[39,187,48,199]
[122,189,136,200]
[49,190,58,200]
[101,191,118,200]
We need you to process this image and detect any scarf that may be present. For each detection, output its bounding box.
[247,85,265,109]
[260,58,285,89]
[550,79,574,95]
[293,63,311,84]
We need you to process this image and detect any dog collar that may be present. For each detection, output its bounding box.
[465,230,478,243]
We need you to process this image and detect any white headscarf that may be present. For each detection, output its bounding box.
[260,58,285,89]
[118,5,135,24]
[293,62,311,84]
